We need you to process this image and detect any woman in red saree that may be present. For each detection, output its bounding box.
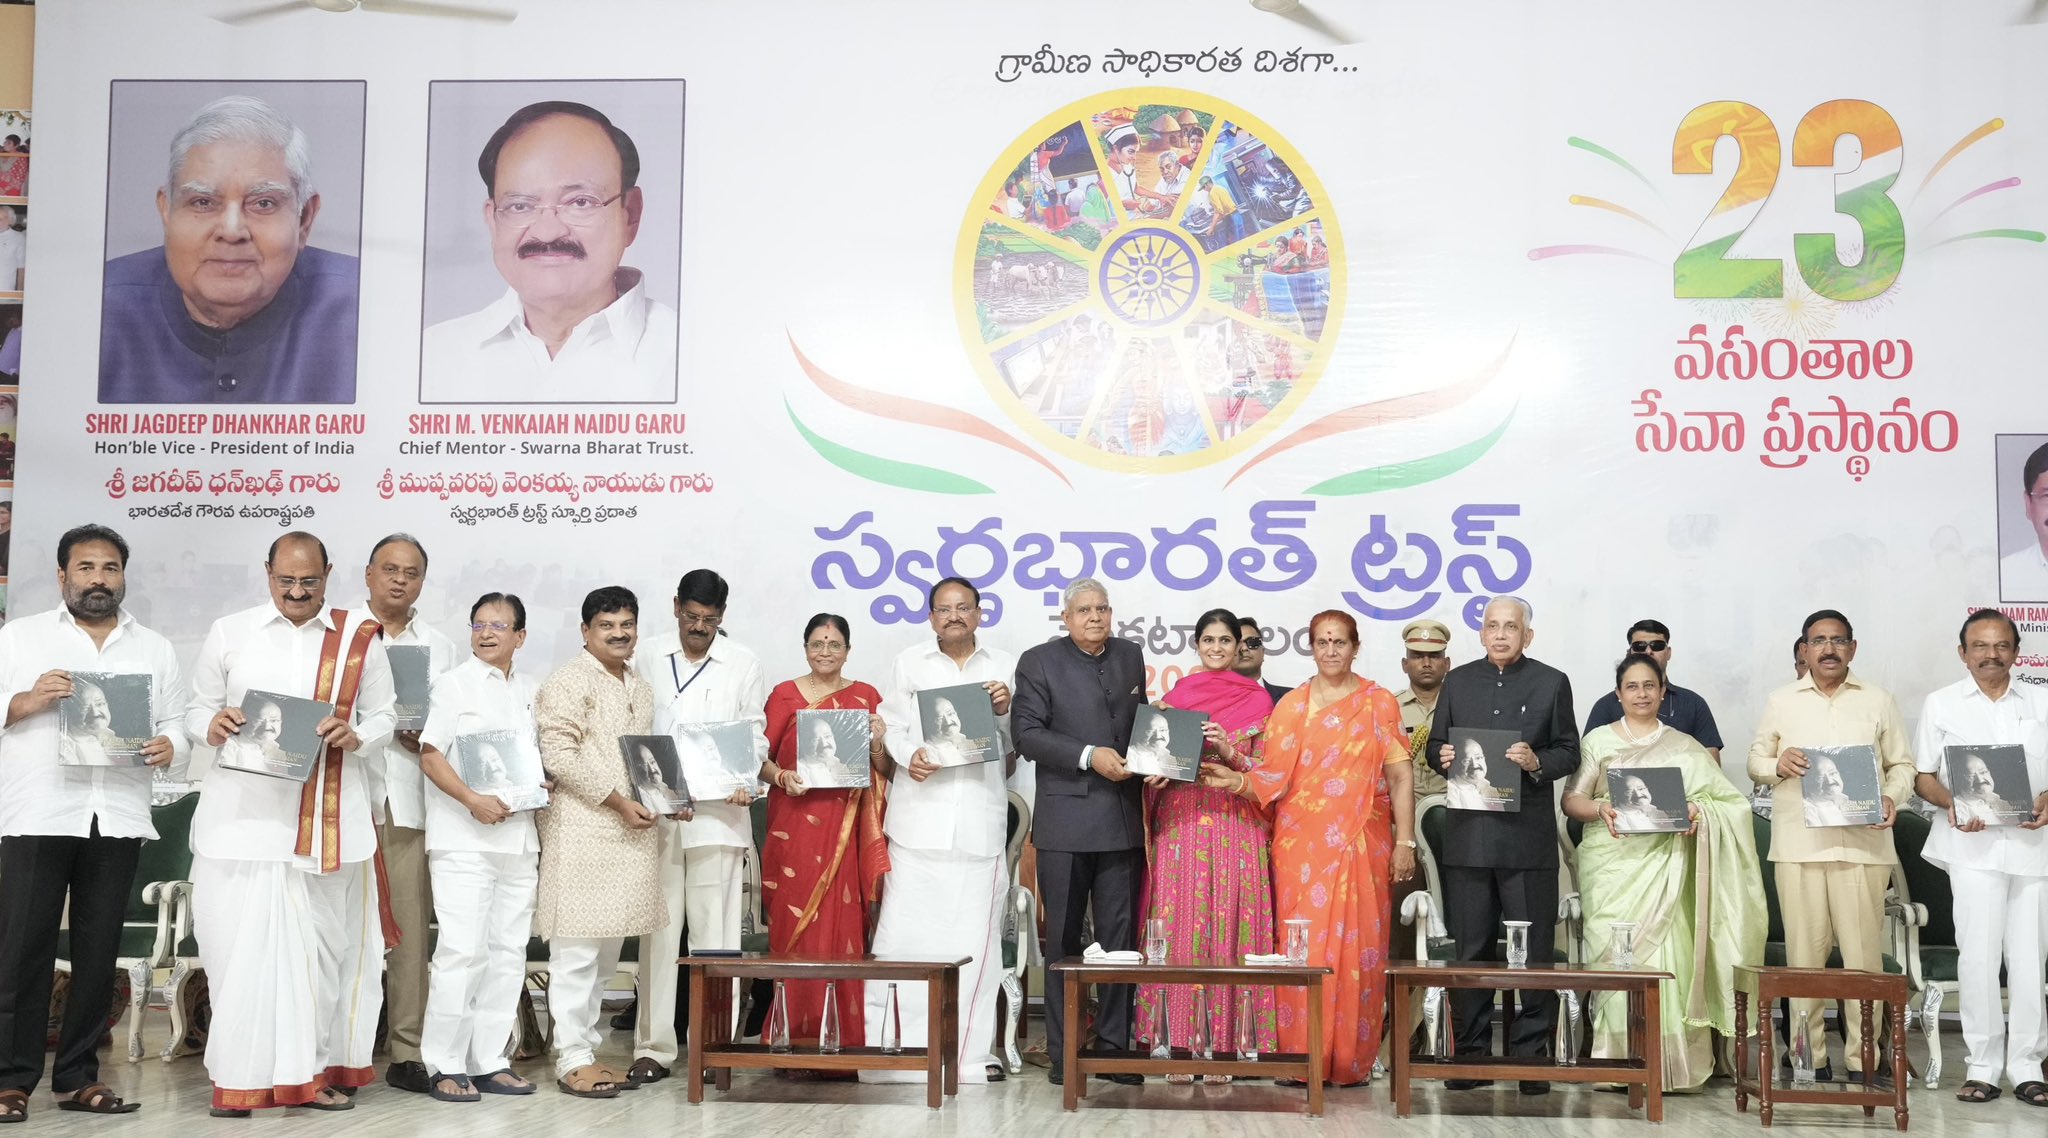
[762,614,890,1071]
[1201,610,1417,1086]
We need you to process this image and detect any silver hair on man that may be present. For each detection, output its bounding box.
[166,95,315,206]
[1061,577,1109,610]
[1486,595,1534,624]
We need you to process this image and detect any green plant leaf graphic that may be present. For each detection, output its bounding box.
[786,401,994,494]
[1303,405,1517,496]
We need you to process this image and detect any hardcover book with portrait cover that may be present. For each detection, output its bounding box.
[217,688,332,782]
[57,671,153,766]
[1944,743,2033,827]
[1446,728,1521,813]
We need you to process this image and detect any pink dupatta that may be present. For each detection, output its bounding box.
[1165,667,1275,733]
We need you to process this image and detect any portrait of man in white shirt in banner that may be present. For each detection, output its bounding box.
[1999,436,2048,602]
[418,80,684,404]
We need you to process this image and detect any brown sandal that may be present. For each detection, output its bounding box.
[625,1057,667,1087]
[0,1089,24,1123]
[555,1064,622,1099]
[57,1084,140,1115]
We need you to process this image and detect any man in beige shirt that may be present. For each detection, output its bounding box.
[1747,608,1915,1083]
[1395,619,1451,799]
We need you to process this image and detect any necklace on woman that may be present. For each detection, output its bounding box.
[802,674,847,700]
[1617,718,1664,744]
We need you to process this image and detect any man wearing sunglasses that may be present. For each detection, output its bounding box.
[1583,619,1724,760]
[421,99,677,403]
[1233,616,1292,706]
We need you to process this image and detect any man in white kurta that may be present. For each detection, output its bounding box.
[183,533,395,1114]
[415,593,542,1099]
[864,577,1015,1084]
[628,570,768,1082]
[1912,609,2048,1104]
[353,534,459,1094]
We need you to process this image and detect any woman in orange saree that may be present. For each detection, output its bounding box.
[1202,609,1416,1086]
[762,614,890,1070]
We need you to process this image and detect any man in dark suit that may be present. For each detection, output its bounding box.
[1427,596,1578,1095]
[1013,578,1146,1087]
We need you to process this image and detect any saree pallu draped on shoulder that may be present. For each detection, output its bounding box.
[1572,724,1765,1090]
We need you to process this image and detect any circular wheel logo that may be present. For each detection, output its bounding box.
[956,87,1344,472]
[1101,228,1200,326]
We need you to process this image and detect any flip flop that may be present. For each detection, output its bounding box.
[1956,1079,2001,1103]
[56,1084,140,1115]
[474,1069,536,1096]
[299,1093,355,1112]
[430,1074,480,1103]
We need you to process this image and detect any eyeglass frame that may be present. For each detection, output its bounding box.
[1627,639,1669,653]
[490,191,626,227]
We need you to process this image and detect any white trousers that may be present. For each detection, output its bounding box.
[634,842,746,1065]
[860,844,1005,1085]
[191,855,381,1105]
[1951,865,2048,1087]
[421,849,538,1077]
[547,935,624,1077]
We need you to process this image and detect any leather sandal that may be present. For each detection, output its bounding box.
[556,1064,622,1099]
[1956,1079,2000,1103]
[299,1088,355,1112]
[57,1084,140,1115]
[625,1057,667,1087]
[0,1089,25,1123]
[2016,1080,2048,1108]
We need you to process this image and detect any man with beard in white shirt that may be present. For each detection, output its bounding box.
[627,568,769,1086]
[351,534,458,1096]
[184,531,395,1115]
[0,525,186,1121]
[865,576,1016,1084]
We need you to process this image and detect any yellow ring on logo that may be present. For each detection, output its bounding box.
[955,86,1344,473]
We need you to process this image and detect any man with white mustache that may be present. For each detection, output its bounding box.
[1912,609,2048,1106]
[1748,608,1914,1086]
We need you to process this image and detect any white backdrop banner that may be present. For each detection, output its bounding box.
[17,0,2048,759]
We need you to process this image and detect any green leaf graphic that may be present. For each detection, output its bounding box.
[786,401,994,494]
[1303,405,1517,496]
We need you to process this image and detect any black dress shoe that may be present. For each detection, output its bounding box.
[1847,1069,1895,1090]
[1047,1068,1064,1086]
[610,999,638,1031]
[1444,1079,1493,1090]
[1098,1072,1143,1086]
[1519,1081,1551,1095]
[385,1060,431,1094]
[208,1107,251,1118]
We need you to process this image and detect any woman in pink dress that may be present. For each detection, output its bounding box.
[1133,607,1277,1084]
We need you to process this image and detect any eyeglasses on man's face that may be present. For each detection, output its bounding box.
[1628,639,1668,654]
[492,192,624,227]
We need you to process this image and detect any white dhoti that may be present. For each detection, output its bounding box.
[547,936,624,1077]
[191,854,381,1109]
[635,841,746,1066]
[860,845,1005,1084]
[421,850,539,1078]
[1951,865,2048,1087]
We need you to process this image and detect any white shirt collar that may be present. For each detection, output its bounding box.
[55,606,136,634]
[261,603,342,632]
[472,267,652,354]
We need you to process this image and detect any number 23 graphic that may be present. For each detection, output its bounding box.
[1673,99,1904,302]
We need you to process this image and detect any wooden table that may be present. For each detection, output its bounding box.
[1387,960,1672,1122]
[1047,958,1331,1115]
[1732,965,1907,1130]
[682,954,969,1109]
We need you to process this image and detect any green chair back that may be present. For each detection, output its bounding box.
[1752,811,1786,945]
[1890,810,1954,948]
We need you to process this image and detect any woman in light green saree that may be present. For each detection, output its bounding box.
[1564,654,1765,1091]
